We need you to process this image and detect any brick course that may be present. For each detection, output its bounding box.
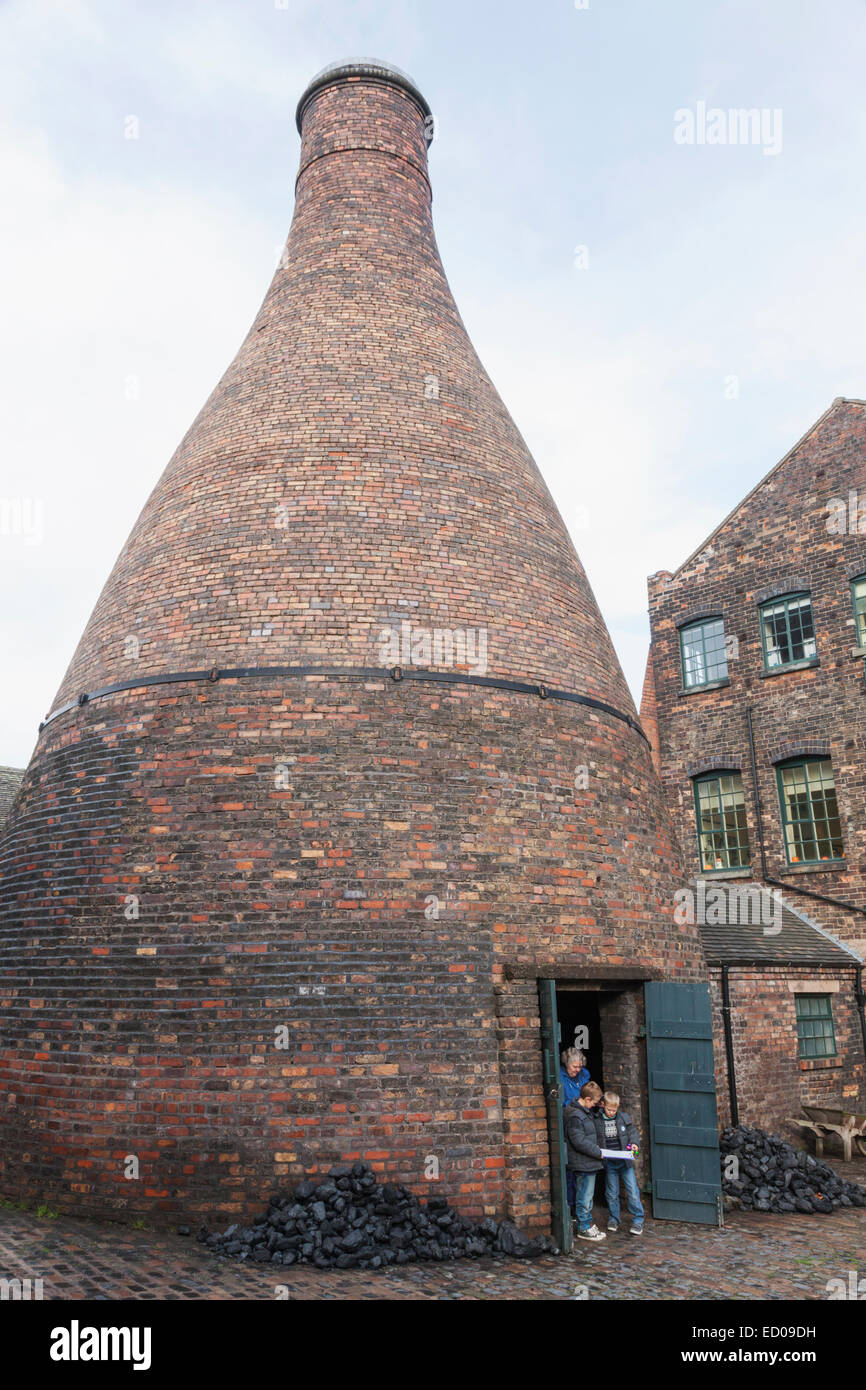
[0,63,706,1229]
[644,399,866,962]
[709,965,865,1136]
[644,398,866,1130]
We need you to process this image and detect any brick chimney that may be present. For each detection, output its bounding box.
[52,59,632,704]
[0,62,705,1228]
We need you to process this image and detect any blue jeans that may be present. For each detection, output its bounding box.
[605,1159,644,1224]
[572,1170,598,1232]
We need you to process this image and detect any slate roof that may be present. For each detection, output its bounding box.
[0,767,23,826]
[693,880,863,966]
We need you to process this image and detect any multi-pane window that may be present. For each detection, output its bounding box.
[680,618,728,689]
[852,576,866,647]
[795,995,837,1059]
[694,773,751,872]
[777,758,844,864]
[760,593,816,669]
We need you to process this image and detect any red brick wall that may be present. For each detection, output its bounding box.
[494,979,550,1228]
[645,398,866,960]
[0,67,707,1229]
[639,662,661,777]
[52,76,630,712]
[710,965,865,1138]
[0,677,702,1227]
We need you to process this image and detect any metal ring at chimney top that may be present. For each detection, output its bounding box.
[296,59,433,138]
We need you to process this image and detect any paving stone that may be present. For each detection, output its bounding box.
[1,1175,864,1301]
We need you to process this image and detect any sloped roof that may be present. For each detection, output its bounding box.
[0,767,24,825]
[694,881,863,966]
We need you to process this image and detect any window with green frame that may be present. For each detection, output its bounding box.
[852,575,866,648]
[693,772,751,872]
[795,994,837,1059]
[679,617,728,688]
[777,758,844,864]
[759,592,816,669]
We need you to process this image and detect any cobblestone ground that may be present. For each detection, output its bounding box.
[2,1157,864,1301]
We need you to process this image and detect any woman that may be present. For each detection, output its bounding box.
[560,1047,590,1220]
[560,1047,590,1108]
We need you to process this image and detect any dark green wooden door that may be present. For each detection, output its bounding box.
[644,981,722,1225]
[538,980,572,1252]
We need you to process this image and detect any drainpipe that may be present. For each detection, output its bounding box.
[722,962,866,1110]
[720,965,738,1126]
[718,956,828,1128]
[857,966,866,1070]
[745,706,866,1071]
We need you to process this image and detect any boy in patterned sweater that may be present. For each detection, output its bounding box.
[597,1091,644,1235]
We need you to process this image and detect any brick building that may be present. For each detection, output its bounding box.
[643,398,866,1136]
[0,768,23,828]
[0,62,716,1236]
[695,883,864,1133]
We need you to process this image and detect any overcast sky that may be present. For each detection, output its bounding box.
[2,0,866,768]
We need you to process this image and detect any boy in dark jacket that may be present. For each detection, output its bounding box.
[563,1080,606,1241]
[597,1091,644,1235]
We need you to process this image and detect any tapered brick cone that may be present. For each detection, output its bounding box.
[0,61,705,1226]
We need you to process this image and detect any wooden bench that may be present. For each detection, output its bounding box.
[786,1105,866,1162]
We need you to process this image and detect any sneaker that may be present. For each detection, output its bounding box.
[607,1222,620,1233]
[630,1223,644,1236]
[576,1224,607,1242]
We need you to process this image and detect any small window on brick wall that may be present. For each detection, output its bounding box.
[777,758,844,864]
[852,576,866,647]
[680,618,728,688]
[759,593,816,669]
[693,772,751,872]
[795,994,837,1059]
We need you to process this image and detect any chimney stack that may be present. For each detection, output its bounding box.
[0,63,706,1230]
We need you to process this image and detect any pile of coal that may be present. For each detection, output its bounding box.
[198,1162,558,1270]
[721,1125,866,1215]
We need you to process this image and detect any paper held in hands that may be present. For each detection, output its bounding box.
[600,1148,635,1160]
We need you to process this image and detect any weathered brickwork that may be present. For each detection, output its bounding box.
[52,77,625,709]
[644,399,866,1131]
[494,978,550,1227]
[639,664,660,777]
[709,966,865,1136]
[644,399,866,960]
[0,679,699,1226]
[0,63,706,1229]
[0,767,23,827]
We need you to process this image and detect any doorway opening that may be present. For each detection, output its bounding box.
[556,987,620,1218]
[539,978,649,1251]
[556,989,604,1091]
[538,976,723,1247]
